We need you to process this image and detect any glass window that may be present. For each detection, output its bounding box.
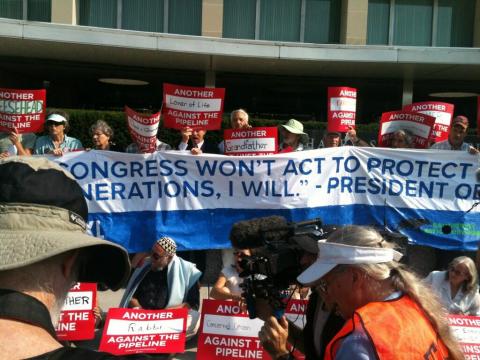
[223,0,256,39]
[0,0,22,19]
[122,0,164,32]
[168,0,202,35]
[79,0,117,28]
[260,0,301,42]
[28,0,51,22]
[393,0,432,46]
[367,0,389,45]
[304,0,341,44]
[436,0,474,47]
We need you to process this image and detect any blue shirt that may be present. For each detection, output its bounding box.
[33,134,83,155]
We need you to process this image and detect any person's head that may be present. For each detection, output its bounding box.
[233,248,251,272]
[45,111,69,137]
[230,109,249,129]
[446,256,478,293]
[280,119,307,149]
[323,131,341,148]
[150,236,176,271]
[90,120,114,150]
[0,157,130,321]
[448,116,469,147]
[390,129,414,148]
[192,129,206,144]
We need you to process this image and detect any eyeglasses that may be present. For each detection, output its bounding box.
[46,122,64,127]
[449,267,469,278]
[314,265,349,294]
[151,252,169,260]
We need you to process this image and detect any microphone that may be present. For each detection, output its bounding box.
[230,216,291,249]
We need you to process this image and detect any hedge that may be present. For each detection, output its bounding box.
[55,108,477,150]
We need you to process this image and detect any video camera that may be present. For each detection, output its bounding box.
[229,215,336,319]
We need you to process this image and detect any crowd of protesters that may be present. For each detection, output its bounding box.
[1,107,480,359]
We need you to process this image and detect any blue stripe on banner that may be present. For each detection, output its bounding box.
[89,204,479,252]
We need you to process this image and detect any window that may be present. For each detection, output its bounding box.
[223,0,256,39]
[436,0,474,47]
[367,0,390,45]
[79,0,117,28]
[304,0,341,44]
[0,0,50,21]
[168,0,202,35]
[260,0,301,41]
[122,0,164,32]
[394,0,432,46]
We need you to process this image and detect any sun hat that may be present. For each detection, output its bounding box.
[46,113,67,123]
[0,156,130,290]
[451,115,469,129]
[155,236,177,255]
[297,241,403,285]
[281,119,306,135]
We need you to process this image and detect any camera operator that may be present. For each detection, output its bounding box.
[256,233,344,360]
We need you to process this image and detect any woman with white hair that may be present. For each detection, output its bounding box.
[425,256,480,316]
[259,225,463,360]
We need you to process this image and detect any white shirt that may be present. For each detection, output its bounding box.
[220,265,242,297]
[430,140,472,151]
[424,270,480,315]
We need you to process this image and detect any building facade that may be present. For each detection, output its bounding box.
[0,0,479,124]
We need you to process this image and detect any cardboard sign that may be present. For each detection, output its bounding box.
[448,315,480,358]
[327,87,357,132]
[224,127,278,156]
[197,299,270,360]
[125,106,161,153]
[0,88,46,133]
[163,83,225,130]
[99,308,187,355]
[403,101,454,143]
[56,282,97,341]
[284,299,308,330]
[378,111,435,149]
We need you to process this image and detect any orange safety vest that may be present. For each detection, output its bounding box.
[324,295,449,360]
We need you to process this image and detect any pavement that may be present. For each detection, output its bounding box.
[97,286,213,359]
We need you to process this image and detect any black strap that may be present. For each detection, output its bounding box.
[0,288,57,339]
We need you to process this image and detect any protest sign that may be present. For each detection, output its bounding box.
[56,282,97,341]
[99,308,187,355]
[285,299,308,330]
[56,147,479,252]
[448,315,480,358]
[224,127,278,156]
[403,101,454,143]
[0,88,46,133]
[378,111,435,148]
[197,299,269,359]
[327,87,356,132]
[163,83,225,130]
[125,106,161,153]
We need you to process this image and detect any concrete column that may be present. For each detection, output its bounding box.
[51,0,77,25]
[402,76,413,107]
[205,69,216,87]
[202,0,223,37]
[340,0,368,45]
[474,0,480,47]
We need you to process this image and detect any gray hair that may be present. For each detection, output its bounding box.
[393,129,414,147]
[90,120,114,139]
[230,109,249,122]
[327,226,463,360]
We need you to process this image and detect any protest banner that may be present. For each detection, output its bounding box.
[99,308,187,355]
[197,299,269,359]
[403,101,454,143]
[163,83,225,130]
[448,315,480,359]
[327,87,356,132]
[56,282,97,341]
[0,88,46,133]
[224,127,278,156]
[125,106,161,153]
[377,111,435,148]
[285,299,308,330]
[56,147,479,253]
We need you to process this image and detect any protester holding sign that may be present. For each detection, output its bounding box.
[424,256,480,316]
[178,126,219,155]
[120,237,202,339]
[389,129,415,148]
[0,156,152,359]
[279,119,308,152]
[261,226,463,360]
[34,111,83,156]
[218,108,251,153]
[90,120,121,151]
[430,115,479,154]
[0,127,36,157]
